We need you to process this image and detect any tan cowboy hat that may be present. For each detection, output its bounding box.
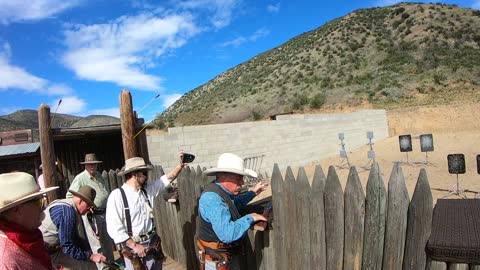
[0,172,59,213]
[204,153,258,178]
[118,157,153,176]
[79,153,103,164]
[68,185,97,209]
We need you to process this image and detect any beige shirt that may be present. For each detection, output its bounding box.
[66,170,110,209]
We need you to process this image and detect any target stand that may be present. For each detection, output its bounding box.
[336,133,351,170]
[442,154,467,199]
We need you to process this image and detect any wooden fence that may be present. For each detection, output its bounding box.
[152,162,480,270]
[62,163,478,270]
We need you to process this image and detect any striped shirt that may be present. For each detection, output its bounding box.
[50,204,90,261]
[198,181,256,244]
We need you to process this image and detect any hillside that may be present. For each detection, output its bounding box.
[156,3,480,127]
[0,110,119,132]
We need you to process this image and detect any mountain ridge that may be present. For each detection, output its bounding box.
[155,3,480,128]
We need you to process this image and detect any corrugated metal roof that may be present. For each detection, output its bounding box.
[0,142,40,157]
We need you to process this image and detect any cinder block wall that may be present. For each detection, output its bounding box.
[146,110,389,175]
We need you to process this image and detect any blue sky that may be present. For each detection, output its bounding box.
[1,0,479,122]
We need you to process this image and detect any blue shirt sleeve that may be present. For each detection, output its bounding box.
[199,192,254,244]
[50,205,90,261]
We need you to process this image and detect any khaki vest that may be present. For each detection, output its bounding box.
[40,198,87,246]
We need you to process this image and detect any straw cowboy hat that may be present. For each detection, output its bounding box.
[118,157,153,176]
[68,186,97,209]
[79,153,103,164]
[0,172,59,213]
[204,153,258,178]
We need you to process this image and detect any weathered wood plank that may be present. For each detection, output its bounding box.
[425,258,447,270]
[469,264,480,270]
[324,166,344,270]
[271,164,286,270]
[343,166,365,270]
[310,165,326,270]
[383,162,410,270]
[284,167,297,270]
[448,263,469,270]
[362,162,386,270]
[295,167,311,269]
[403,169,433,270]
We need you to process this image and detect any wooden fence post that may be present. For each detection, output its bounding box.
[295,167,311,269]
[383,162,409,270]
[310,165,327,270]
[343,166,365,270]
[324,166,344,270]
[284,167,298,270]
[119,89,137,159]
[362,162,386,270]
[38,104,58,202]
[271,164,286,270]
[403,168,433,270]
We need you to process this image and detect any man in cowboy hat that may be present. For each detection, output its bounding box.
[197,153,269,270]
[106,154,186,270]
[0,172,58,270]
[66,153,113,269]
[41,185,107,269]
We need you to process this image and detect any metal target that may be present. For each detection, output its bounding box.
[420,134,434,152]
[447,154,466,174]
[399,135,412,152]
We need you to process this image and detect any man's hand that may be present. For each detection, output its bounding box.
[252,181,269,195]
[130,243,146,257]
[250,213,268,223]
[178,151,188,168]
[90,253,107,263]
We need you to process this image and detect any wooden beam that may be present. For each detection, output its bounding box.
[38,104,58,202]
[119,89,137,159]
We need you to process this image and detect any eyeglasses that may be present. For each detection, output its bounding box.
[29,196,47,210]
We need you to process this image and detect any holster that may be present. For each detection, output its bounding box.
[197,239,240,270]
[117,235,165,270]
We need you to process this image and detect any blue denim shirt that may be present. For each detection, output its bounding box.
[198,181,256,244]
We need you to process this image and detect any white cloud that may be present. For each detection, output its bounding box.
[0,0,81,24]
[52,96,86,114]
[0,54,48,91]
[162,93,183,109]
[176,0,239,29]
[473,0,480,9]
[221,28,270,48]
[267,3,280,13]
[91,107,120,118]
[0,42,75,96]
[62,13,199,91]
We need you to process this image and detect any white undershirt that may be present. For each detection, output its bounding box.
[105,175,170,244]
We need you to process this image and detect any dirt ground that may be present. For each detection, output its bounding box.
[255,102,480,204]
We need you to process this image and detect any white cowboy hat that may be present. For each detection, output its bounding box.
[204,153,258,178]
[0,172,58,213]
[79,153,103,164]
[118,157,153,176]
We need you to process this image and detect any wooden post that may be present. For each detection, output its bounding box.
[343,166,365,270]
[271,164,286,270]
[383,162,409,270]
[324,166,344,270]
[295,167,311,270]
[136,117,150,164]
[310,165,326,270]
[38,104,57,202]
[362,163,387,270]
[403,168,433,270]
[119,89,137,159]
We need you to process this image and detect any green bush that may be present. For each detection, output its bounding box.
[310,92,327,109]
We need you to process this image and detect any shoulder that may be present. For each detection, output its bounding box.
[199,191,223,206]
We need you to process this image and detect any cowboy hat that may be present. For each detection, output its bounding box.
[0,172,58,213]
[204,153,258,178]
[68,185,97,209]
[79,153,102,164]
[118,157,153,176]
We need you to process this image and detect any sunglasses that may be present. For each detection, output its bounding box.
[29,196,47,210]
